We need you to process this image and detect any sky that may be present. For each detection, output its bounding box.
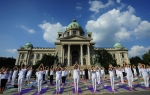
[0,0,150,58]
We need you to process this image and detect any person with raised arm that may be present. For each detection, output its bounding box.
[73,62,80,94]
[0,68,10,94]
[84,66,89,85]
[45,66,49,81]
[91,66,97,92]
[26,66,32,84]
[96,67,101,85]
[17,63,27,95]
[11,66,18,86]
[55,65,62,94]
[108,64,115,92]
[101,66,105,83]
[132,65,137,79]
[37,63,44,94]
[49,65,54,86]
[125,64,134,91]
[140,64,150,90]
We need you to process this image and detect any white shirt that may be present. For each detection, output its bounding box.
[73,69,80,79]
[27,70,32,76]
[45,70,49,75]
[96,70,100,76]
[56,71,62,79]
[133,68,137,74]
[1,72,10,79]
[12,70,18,77]
[141,68,148,77]
[82,71,85,75]
[18,69,27,79]
[91,70,97,78]
[50,70,54,75]
[109,68,114,76]
[125,67,132,76]
[101,69,105,74]
[62,71,66,77]
[37,71,44,80]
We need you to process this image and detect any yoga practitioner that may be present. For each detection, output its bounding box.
[84,66,89,85]
[0,68,10,94]
[96,67,101,84]
[11,66,18,85]
[37,63,44,94]
[45,66,49,81]
[108,64,115,92]
[55,65,62,94]
[61,67,67,87]
[125,64,134,91]
[26,66,32,84]
[49,65,54,86]
[17,64,27,94]
[118,67,124,83]
[8,69,12,83]
[91,66,97,92]
[73,62,80,94]
[101,67,105,83]
[140,64,150,90]
[138,63,142,77]
[132,65,137,79]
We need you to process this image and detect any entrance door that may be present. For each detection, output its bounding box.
[72,50,79,65]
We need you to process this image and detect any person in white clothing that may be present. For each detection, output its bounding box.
[61,67,67,86]
[17,64,27,95]
[11,66,18,85]
[101,67,105,83]
[73,62,80,94]
[49,65,54,86]
[37,63,44,95]
[118,67,124,83]
[45,66,49,81]
[91,66,97,92]
[26,66,32,84]
[96,67,101,84]
[140,64,150,90]
[132,65,137,79]
[109,64,115,92]
[55,65,62,94]
[125,64,134,91]
[7,69,12,83]
[138,63,142,77]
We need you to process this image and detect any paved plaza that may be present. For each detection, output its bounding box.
[2,76,150,95]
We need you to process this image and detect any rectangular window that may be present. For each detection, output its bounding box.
[113,54,115,58]
[67,32,69,36]
[122,53,124,58]
[73,31,76,34]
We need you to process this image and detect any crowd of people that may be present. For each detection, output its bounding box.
[0,62,150,94]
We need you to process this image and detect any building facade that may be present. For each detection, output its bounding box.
[15,19,130,66]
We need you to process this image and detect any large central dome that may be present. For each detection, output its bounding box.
[67,19,83,30]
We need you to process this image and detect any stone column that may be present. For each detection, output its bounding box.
[80,44,83,66]
[62,45,64,63]
[68,44,70,66]
[126,52,130,64]
[61,45,63,63]
[119,53,122,66]
[87,44,90,65]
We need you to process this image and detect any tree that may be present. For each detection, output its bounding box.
[130,56,146,66]
[142,50,150,64]
[97,49,117,73]
[0,57,16,68]
[33,54,55,70]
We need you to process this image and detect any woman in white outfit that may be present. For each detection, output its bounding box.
[73,62,80,94]
[132,65,137,78]
[91,66,97,92]
[45,66,49,81]
[96,67,101,84]
[140,64,150,90]
[138,63,142,77]
[118,67,124,83]
[108,64,115,92]
[101,67,105,82]
[11,66,18,85]
[55,65,62,94]
[17,64,27,95]
[26,66,32,84]
[37,63,44,94]
[125,64,134,91]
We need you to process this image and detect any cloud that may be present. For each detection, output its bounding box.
[128,45,150,57]
[38,21,66,43]
[20,26,35,33]
[116,0,121,3]
[88,0,114,13]
[6,49,17,53]
[76,6,82,10]
[76,14,82,18]
[85,5,150,46]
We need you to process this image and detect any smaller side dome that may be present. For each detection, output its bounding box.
[114,42,122,49]
[24,42,33,49]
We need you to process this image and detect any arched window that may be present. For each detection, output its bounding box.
[21,53,25,59]
[36,54,40,59]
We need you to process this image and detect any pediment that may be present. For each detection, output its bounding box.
[60,35,89,40]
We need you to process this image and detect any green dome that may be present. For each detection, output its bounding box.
[24,42,33,48]
[114,43,122,49]
[67,19,83,30]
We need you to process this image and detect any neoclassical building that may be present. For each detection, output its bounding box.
[15,19,130,66]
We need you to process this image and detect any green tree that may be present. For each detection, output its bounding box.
[142,50,150,64]
[0,57,16,68]
[130,56,145,66]
[97,49,117,73]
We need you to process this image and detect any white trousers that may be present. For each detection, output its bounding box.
[92,77,97,91]
[8,75,12,82]
[143,76,149,87]
[26,75,31,82]
[101,73,105,80]
[18,78,23,92]
[97,75,101,84]
[110,75,114,90]
[126,74,133,87]
[11,75,17,85]
[74,78,79,92]
[38,79,43,92]
[119,73,124,83]
[45,74,48,80]
[56,79,61,92]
